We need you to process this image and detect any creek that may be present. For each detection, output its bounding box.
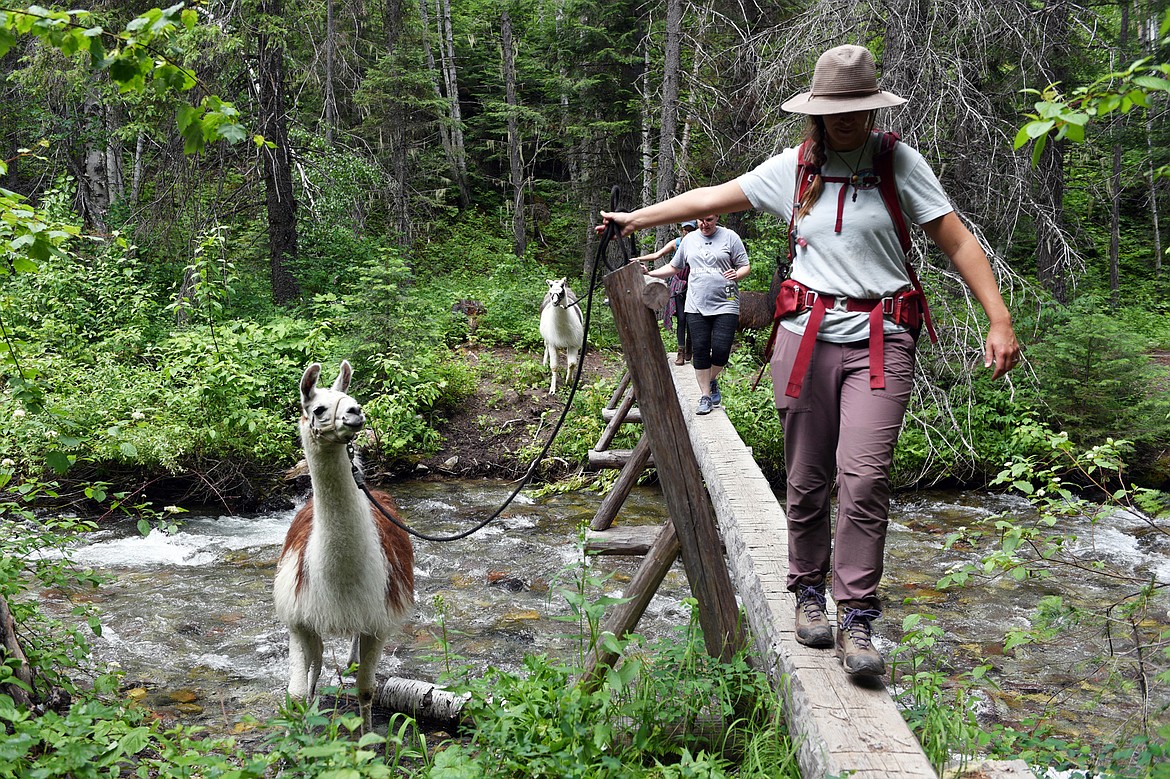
[37,478,1169,751]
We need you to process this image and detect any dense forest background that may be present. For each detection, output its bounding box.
[1,0,1170,502]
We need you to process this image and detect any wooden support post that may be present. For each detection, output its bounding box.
[595,263,744,663]
[593,383,637,453]
[590,433,653,531]
[582,522,679,688]
[606,370,632,410]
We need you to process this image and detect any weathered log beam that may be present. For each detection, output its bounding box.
[585,525,665,555]
[601,406,641,423]
[587,448,654,470]
[590,434,654,531]
[590,263,745,668]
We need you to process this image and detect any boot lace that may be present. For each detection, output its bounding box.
[796,584,827,621]
[840,607,881,649]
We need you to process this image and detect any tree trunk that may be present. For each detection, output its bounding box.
[501,8,526,257]
[1034,0,1073,303]
[436,0,471,208]
[418,0,456,192]
[258,0,302,305]
[79,92,110,233]
[384,0,411,242]
[130,132,145,206]
[374,675,469,726]
[640,43,654,244]
[1110,0,1131,308]
[324,0,336,144]
[653,0,683,249]
[1148,116,1163,277]
[1143,1,1163,276]
[0,593,33,708]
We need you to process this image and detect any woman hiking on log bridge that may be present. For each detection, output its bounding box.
[598,44,1020,677]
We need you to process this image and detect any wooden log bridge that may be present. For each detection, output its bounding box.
[584,263,1028,779]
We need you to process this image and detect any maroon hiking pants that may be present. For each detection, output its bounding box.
[769,326,917,610]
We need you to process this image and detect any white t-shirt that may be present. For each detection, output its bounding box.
[671,225,750,316]
[737,134,952,342]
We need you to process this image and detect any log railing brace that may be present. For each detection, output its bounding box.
[582,263,745,684]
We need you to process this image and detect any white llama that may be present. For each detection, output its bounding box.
[273,360,415,728]
[539,277,585,393]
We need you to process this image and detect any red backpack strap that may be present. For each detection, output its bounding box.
[760,142,817,374]
[875,131,938,344]
[874,131,912,256]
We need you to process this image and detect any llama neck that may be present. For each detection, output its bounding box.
[301,427,370,534]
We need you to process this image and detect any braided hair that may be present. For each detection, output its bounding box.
[794,117,827,222]
[794,112,877,222]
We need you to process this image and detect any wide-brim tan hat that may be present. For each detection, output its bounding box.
[781,44,906,115]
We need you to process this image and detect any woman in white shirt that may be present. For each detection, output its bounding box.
[599,44,1019,677]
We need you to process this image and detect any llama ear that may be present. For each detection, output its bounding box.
[546,279,554,287]
[301,363,322,404]
[332,360,353,393]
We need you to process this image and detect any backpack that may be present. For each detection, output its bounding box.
[755,131,938,394]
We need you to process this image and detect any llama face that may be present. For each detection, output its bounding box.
[545,278,570,308]
[300,361,365,444]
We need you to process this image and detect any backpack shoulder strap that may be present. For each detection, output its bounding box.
[787,140,817,261]
[874,131,912,256]
[875,131,938,343]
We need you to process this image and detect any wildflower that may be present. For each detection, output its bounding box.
[13,407,25,419]
[131,411,145,421]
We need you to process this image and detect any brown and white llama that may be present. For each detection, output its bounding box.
[274,360,415,728]
[539,277,585,393]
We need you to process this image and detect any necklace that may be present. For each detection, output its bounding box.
[828,135,873,202]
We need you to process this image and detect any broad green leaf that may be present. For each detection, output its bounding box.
[1030,134,1048,166]
[1132,75,1170,91]
[176,104,199,134]
[12,256,38,273]
[1025,119,1055,139]
[218,123,247,144]
[0,26,17,57]
[118,727,151,755]
[44,450,71,474]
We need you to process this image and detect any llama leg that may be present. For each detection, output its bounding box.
[355,633,387,729]
[287,627,324,699]
[547,347,559,393]
[305,631,325,698]
[566,346,579,386]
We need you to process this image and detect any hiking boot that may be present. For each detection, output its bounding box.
[794,577,832,648]
[709,379,721,406]
[697,395,714,415]
[836,602,886,676]
[675,351,686,366]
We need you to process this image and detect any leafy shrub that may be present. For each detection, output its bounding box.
[433,591,792,779]
[1027,295,1170,454]
[722,352,785,480]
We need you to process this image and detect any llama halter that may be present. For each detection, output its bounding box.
[305,394,361,443]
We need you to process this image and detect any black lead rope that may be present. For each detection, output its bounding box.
[356,187,636,543]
